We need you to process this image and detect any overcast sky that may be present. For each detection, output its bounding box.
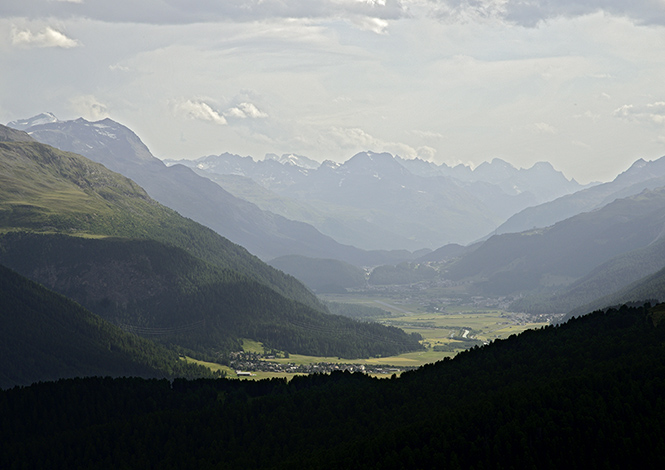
[2,0,665,183]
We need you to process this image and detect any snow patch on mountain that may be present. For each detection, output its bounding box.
[8,112,59,130]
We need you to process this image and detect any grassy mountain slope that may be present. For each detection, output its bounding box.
[446,187,665,295]
[0,263,216,389]
[2,304,664,468]
[0,126,33,143]
[0,137,322,312]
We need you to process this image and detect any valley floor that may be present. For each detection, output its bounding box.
[195,286,551,380]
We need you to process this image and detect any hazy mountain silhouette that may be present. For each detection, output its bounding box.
[15,116,422,265]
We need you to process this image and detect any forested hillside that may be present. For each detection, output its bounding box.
[0,264,217,389]
[512,236,665,315]
[2,304,663,468]
[0,233,422,359]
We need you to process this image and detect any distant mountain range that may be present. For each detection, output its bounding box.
[166,150,586,251]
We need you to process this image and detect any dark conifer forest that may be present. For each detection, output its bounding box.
[2,304,664,469]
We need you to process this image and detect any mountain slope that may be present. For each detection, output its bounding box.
[496,155,665,235]
[0,233,420,358]
[0,263,216,389]
[511,236,665,314]
[268,255,366,293]
[0,134,321,311]
[18,117,412,264]
[563,263,665,321]
[445,187,665,295]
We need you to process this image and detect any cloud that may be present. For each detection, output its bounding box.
[329,126,378,148]
[224,102,269,119]
[410,130,445,140]
[3,0,665,30]
[175,99,227,125]
[416,145,437,160]
[11,26,79,48]
[349,16,390,34]
[1,0,408,28]
[109,63,129,72]
[70,95,108,120]
[431,0,665,27]
[613,102,665,125]
[325,126,431,159]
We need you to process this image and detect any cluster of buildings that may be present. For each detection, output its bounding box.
[231,358,413,377]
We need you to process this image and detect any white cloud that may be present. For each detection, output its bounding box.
[175,99,227,125]
[224,102,269,119]
[416,145,437,160]
[70,95,108,120]
[410,130,445,139]
[329,126,379,148]
[109,63,129,72]
[11,26,79,48]
[325,126,427,158]
[350,16,390,34]
[614,102,665,125]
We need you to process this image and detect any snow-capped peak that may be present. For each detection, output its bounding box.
[7,112,59,131]
[264,153,320,169]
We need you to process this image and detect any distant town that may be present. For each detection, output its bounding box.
[229,351,415,377]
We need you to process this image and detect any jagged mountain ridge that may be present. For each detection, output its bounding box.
[168,151,584,250]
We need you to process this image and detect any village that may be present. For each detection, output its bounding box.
[228,351,415,377]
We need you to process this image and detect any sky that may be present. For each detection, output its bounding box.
[1,1,665,184]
